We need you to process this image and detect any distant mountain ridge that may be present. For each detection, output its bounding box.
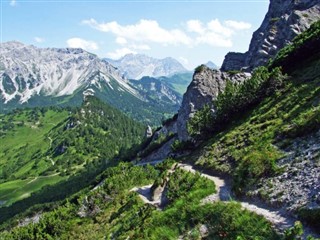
[105,53,188,80]
[204,61,218,69]
[0,41,139,103]
[0,42,181,124]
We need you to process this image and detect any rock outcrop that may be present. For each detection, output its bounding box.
[145,125,153,138]
[221,0,320,71]
[176,67,250,141]
[140,0,319,158]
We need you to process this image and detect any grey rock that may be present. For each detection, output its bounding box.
[221,0,320,71]
[145,125,153,138]
[140,137,177,163]
[176,67,250,141]
[221,52,247,72]
[252,130,320,212]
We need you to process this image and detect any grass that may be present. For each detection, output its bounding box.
[0,174,65,206]
[0,109,69,205]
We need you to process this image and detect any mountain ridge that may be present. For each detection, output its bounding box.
[0,41,181,124]
[0,41,140,103]
[221,0,320,71]
[105,53,188,80]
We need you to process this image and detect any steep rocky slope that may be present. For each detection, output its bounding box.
[0,41,138,104]
[221,0,320,71]
[176,68,250,141]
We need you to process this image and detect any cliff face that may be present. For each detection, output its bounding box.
[221,0,320,71]
[176,68,250,141]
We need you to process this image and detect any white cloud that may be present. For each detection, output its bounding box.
[10,0,16,6]
[186,20,205,34]
[196,32,232,48]
[82,18,252,50]
[66,38,99,51]
[207,19,233,38]
[130,44,150,50]
[115,37,127,45]
[106,48,136,59]
[34,37,45,43]
[82,18,192,46]
[225,20,252,30]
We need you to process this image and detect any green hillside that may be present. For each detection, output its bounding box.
[0,97,145,207]
[0,76,180,126]
[159,72,193,95]
[187,21,320,192]
[0,161,280,240]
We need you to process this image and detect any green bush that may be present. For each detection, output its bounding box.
[194,64,206,74]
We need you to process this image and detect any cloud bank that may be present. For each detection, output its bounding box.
[82,18,251,59]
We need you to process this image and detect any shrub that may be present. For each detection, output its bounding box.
[194,64,206,74]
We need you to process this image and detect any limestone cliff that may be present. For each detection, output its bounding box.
[177,67,250,141]
[221,0,320,71]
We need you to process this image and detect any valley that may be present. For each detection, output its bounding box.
[0,0,320,239]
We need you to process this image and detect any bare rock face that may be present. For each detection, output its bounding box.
[176,67,250,141]
[221,52,247,73]
[221,0,320,72]
[145,125,153,138]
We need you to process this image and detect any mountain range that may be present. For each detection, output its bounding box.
[0,42,191,124]
[1,41,137,103]
[105,53,188,80]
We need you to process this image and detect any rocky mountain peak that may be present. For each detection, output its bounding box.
[176,66,250,141]
[1,41,26,49]
[0,42,138,104]
[105,54,187,80]
[205,61,218,69]
[221,0,320,71]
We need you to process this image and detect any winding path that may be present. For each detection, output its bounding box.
[133,161,319,238]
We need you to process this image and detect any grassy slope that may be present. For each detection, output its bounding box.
[0,97,146,207]
[0,109,69,205]
[0,175,63,206]
[159,72,193,95]
[190,53,320,194]
[0,162,279,240]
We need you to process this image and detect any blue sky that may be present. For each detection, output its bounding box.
[1,0,269,69]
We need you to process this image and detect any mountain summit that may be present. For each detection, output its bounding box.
[221,0,320,71]
[105,53,188,80]
[0,41,139,104]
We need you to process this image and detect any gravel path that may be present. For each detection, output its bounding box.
[130,184,162,208]
[133,161,319,238]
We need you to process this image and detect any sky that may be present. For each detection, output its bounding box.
[1,0,269,69]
